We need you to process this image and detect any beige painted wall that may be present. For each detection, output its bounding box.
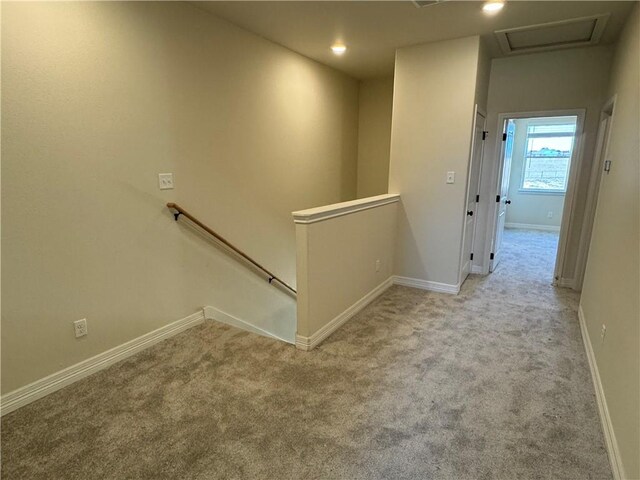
[389,36,481,287]
[294,196,398,340]
[356,77,394,199]
[580,6,639,479]
[1,2,359,393]
[505,118,567,229]
[475,37,491,114]
[476,46,613,281]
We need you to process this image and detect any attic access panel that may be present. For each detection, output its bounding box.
[495,14,610,55]
[412,0,448,7]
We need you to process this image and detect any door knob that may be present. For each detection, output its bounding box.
[505,200,512,205]
[467,210,474,216]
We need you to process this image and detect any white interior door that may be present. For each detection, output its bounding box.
[575,112,612,288]
[460,109,486,282]
[490,119,515,272]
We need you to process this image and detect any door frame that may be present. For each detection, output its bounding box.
[574,96,616,290]
[485,108,586,286]
[458,104,487,286]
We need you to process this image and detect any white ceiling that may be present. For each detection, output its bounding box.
[196,1,636,79]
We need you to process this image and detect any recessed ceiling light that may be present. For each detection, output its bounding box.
[331,44,347,55]
[482,1,505,13]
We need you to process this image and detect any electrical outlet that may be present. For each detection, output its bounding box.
[375,259,381,272]
[446,171,455,184]
[600,324,606,342]
[547,211,553,218]
[74,318,88,338]
[158,173,174,190]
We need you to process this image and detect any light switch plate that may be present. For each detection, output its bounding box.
[446,171,455,184]
[158,173,174,190]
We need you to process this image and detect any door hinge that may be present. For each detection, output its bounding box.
[470,253,474,260]
[482,131,488,140]
[502,132,507,141]
[496,195,501,202]
[490,253,495,260]
[476,194,480,203]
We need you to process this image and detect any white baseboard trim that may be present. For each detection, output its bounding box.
[296,277,393,351]
[505,222,561,232]
[203,306,293,344]
[471,265,484,275]
[392,275,461,294]
[578,305,625,480]
[556,277,577,290]
[0,309,206,417]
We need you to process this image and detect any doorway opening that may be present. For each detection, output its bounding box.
[489,111,584,284]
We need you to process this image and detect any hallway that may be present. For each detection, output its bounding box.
[1,232,610,479]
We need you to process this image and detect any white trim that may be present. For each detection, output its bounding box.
[574,95,617,291]
[292,194,400,225]
[392,275,461,294]
[0,310,206,416]
[516,189,566,196]
[295,277,393,351]
[505,222,561,232]
[203,306,293,344]
[578,305,625,480]
[471,265,484,274]
[495,14,610,55]
[556,277,576,289]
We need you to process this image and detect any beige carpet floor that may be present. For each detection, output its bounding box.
[1,229,611,479]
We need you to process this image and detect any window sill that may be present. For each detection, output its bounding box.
[517,189,566,196]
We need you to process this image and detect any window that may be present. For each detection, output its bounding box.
[520,122,576,193]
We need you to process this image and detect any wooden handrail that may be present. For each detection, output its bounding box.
[167,203,296,295]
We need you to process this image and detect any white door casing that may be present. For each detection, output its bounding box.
[574,97,615,289]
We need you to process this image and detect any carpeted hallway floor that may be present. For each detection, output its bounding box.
[1,229,611,479]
